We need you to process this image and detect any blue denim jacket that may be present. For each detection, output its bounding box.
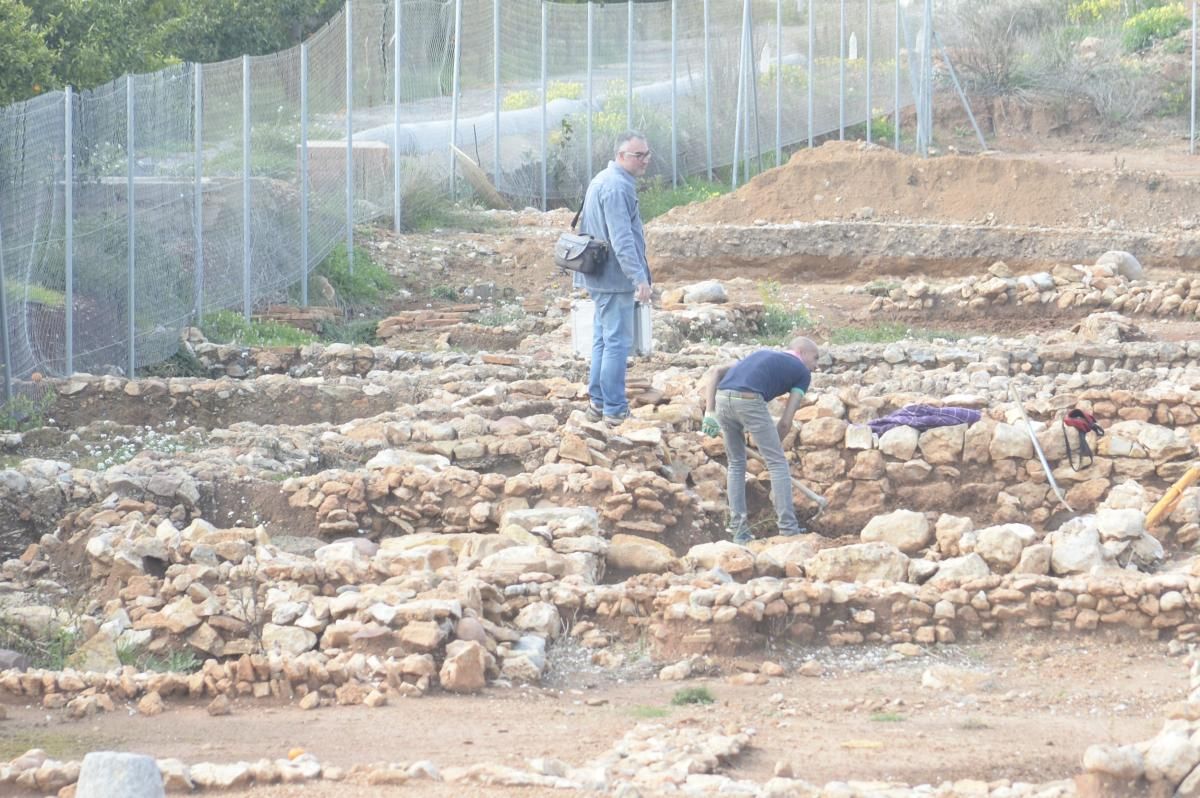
[573,161,651,294]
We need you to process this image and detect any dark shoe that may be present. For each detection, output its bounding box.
[603,412,630,427]
[586,401,603,422]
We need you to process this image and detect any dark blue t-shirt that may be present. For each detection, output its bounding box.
[718,350,811,401]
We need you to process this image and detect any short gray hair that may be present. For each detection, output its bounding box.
[614,130,647,156]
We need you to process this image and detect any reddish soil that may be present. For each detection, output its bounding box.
[0,636,1179,795]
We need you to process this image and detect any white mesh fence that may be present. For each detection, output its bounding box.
[0,0,925,391]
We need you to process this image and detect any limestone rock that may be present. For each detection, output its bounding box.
[1083,744,1144,780]
[685,541,755,578]
[75,752,164,798]
[878,426,919,460]
[1095,250,1143,281]
[440,640,488,693]
[262,624,318,656]
[973,524,1037,573]
[928,553,991,585]
[860,509,931,555]
[514,602,562,639]
[934,514,974,556]
[805,542,909,583]
[1048,517,1110,575]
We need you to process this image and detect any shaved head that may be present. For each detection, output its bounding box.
[787,336,819,369]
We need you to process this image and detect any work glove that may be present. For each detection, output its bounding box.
[701,414,721,438]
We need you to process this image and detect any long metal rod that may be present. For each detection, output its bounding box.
[0,263,9,401]
[449,0,462,200]
[64,87,74,374]
[866,0,873,144]
[540,0,548,211]
[395,0,404,233]
[586,1,594,180]
[1008,382,1073,513]
[243,55,252,321]
[749,3,763,175]
[775,0,782,164]
[492,0,501,187]
[126,76,136,376]
[671,0,678,187]
[732,0,749,188]
[934,32,986,150]
[894,0,901,149]
[703,0,713,179]
[807,0,814,147]
[193,66,205,319]
[1192,0,1197,155]
[346,0,355,269]
[922,0,933,156]
[300,44,310,308]
[0,201,11,400]
[838,0,846,139]
[626,0,634,128]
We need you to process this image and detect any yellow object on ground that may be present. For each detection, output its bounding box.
[1146,465,1200,529]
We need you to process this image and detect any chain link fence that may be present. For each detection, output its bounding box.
[13,0,1159,398]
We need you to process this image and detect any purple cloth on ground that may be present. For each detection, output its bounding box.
[867,404,982,436]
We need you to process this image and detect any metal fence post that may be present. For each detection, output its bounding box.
[922,0,932,156]
[346,0,355,271]
[300,44,310,307]
[587,1,594,180]
[732,0,749,189]
[703,0,713,179]
[395,0,404,233]
[1191,0,1197,155]
[626,0,634,128]
[807,0,815,147]
[671,0,678,187]
[64,87,74,374]
[866,0,873,143]
[449,0,462,200]
[839,0,846,139]
[126,76,136,376]
[193,66,205,319]
[540,0,548,211]
[894,0,901,149]
[493,0,501,185]
[243,55,252,321]
[775,0,782,165]
[0,214,11,401]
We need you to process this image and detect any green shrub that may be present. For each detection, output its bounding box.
[475,305,526,327]
[200,310,315,347]
[118,642,203,673]
[755,280,813,345]
[312,244,393,306]
[671,686,715,705]
[501,81,582,111]
[319,317,380,344]
[638,176,729,221]
[1123,4,1189,51]
[0,390,56,432]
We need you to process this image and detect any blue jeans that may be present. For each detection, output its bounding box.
[716,391,803,537]
[588,291,634,416]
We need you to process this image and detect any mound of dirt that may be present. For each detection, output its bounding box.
[659,141,1200,232]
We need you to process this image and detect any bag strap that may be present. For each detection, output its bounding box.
[570,182,589,231]
[1062,418,1095,472]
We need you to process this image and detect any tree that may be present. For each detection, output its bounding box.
[161,0,341,65]
[0,0,54,106]
[25,0,178,90]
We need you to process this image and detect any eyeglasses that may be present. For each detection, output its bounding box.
[619,150,652,161]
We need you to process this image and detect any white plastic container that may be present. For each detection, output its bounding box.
[570,299,653,358]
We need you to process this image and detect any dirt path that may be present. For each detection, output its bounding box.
[1,635,1179,794]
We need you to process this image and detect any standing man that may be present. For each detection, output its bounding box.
[576,131,653,426]
[702,337,820,544]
